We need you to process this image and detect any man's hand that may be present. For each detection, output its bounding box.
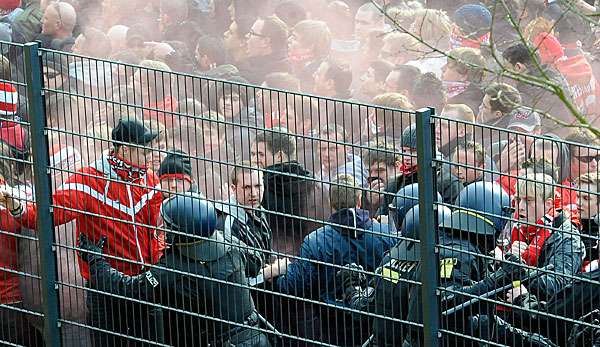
[506,284,528,303]
[78,234,107,264]
[0,186,22,213]
[498,140,526,172]
[366,179,386,208]
[510,241,528,257]
[262,257,290,281]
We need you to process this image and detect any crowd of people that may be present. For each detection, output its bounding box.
[0,0,598,346]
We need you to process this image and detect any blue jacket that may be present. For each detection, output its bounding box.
[276,208,397,303]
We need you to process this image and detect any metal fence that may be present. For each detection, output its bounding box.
[1,41,599,347]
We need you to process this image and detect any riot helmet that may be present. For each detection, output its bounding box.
[401,204,452,240]
[161,193,217,244]
[389,183,442,230]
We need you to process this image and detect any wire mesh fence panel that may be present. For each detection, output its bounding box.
[432,112,600,347]
[3,43,600,347]
[0,42,48,347]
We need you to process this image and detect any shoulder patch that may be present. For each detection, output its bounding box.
[440,258,458,279]
[145,271,159,288]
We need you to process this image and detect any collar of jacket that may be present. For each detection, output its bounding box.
[174,229,237,262]
[92,152,147,183]
[327,208,371,238]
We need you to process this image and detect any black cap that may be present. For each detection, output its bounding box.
[111,118,158,146]
[158,150,193,178]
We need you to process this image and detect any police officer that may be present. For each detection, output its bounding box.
[403,182,554,346]
[79,194,271,347]
[371,187,448,346]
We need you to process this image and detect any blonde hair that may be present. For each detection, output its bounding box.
[575,172,600,193]
[382,32,423,57]
[292,20,332,58]
[372,92,414,110]
[447,47,485,82]
[442,104,475,122]
[524,17,555,43]
[516,173,555,200]
[330,174,360,210]
[410,9,452,49]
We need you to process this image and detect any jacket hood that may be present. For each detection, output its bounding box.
[264,161,312,194]
[327,208,371,238]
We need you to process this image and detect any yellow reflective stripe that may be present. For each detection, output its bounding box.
[382,267,400,284]
[456,209,495,227]
[512,280,521,288]
[440,258,457,279]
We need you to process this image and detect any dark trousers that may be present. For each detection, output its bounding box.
[0,303,45,346]
[86,284,163,347]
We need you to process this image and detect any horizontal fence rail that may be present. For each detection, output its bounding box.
[0,41,598,347]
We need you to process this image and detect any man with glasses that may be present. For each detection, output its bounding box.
[37,1,77,50]
[239,15,291,84]
[0,118,166,346]
[566,130,600,180]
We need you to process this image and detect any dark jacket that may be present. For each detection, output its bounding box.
[527,218,584,301]
[215,198,273,278]
[86,230,261,346]
[238,50,291,84]
[276,208,396,303]
[580,218,599,265]
[446,83,484,116]
[262,161,331,255]
[376,166,463,216]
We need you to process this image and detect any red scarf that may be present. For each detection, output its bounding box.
[107,151,147,182]
[400,164,418,177]
[554,54,600,115]
[443,81,470,99]
[450,27,490,49]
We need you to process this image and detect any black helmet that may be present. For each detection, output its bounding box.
[161,194,217,243]
[440,182,511,252]
[401,205,452,240]
[390,183,442,228]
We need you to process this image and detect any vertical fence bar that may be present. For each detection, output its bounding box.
[24,42,61,347]
[416,107,440,346]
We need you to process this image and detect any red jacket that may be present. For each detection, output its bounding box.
[0,203,21,304]
[511,216,553,267]
[17,154,165,280]
[555,54,600,116]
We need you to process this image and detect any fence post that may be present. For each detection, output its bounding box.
[23,42,61,347]
[416,107,440,346]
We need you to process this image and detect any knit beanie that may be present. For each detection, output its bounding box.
[158,150,193,181]
[533,32,564,65]
[454,4,492,38]
[0,82,18,116]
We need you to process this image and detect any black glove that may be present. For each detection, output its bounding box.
[78,234,107,264]
[491,253,528,284]
[336,263,367,301]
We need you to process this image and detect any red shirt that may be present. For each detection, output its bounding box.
[0,204,22,304]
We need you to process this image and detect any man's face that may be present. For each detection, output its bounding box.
[288,32,311,59]
[318,137,346,172]
[379,41,408,66]
[145,138,167,173]
[219,93,241,119]
[571,147,599,179]
[41,5,60,36]
[451,151,483,184]
[354,10,380,43]
[43,66,64,90]
[477,94,496,123]
[250,141,275,168]
[441,63,465,82]
[530,140,560,166]
[246,19,269,58]
[161,178,192,200]
[313,62,331,95]
[384,70,400,93]
[515,193,547,225]
[578,182,599,220]
[368,161,397,184]
[435,112,462,150]
[401,147,417,169]
[224,21,246,63]
[359,67,381,98]
[233,171,264,209]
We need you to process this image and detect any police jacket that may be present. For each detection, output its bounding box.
[526,218,585,301]
[276,208,396,303]
[215,198,273,277]
[87,230,257,346]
